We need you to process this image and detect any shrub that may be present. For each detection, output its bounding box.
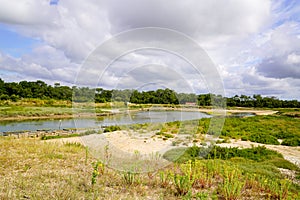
[281,137,300,146]
[241,136,248,141]
[208,146,282,162]
[155,131,163,136]
[103,125,121,133]
[248,133,280,145]
[82,130,97,135]
[163,133,174,138]
[265,158,299,171]
[166,146,284,163]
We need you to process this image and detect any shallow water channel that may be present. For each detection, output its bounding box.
[0,111,212,132]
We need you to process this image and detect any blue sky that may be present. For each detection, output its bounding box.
[0,0,299,100]
[0,25,38,57]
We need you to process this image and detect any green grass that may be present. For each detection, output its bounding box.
[221,115,300,144]
[157,115,300,146]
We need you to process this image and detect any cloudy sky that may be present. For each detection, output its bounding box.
[0,0,299,99]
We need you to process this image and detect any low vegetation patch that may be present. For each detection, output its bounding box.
[41,129,99,140]
[220,115,300,146]
[103,125,121,133]
[281,137,300,146]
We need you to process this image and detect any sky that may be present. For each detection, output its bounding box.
[0,0,299,100]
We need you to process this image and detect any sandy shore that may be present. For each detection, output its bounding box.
[223,109,278,115]
[48,129,299,169]
[49,130,174,155]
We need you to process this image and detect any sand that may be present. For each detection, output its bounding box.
[49,129,300,169]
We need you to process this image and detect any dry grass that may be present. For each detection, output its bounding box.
[1,136,299,200]
[0,137,175,200]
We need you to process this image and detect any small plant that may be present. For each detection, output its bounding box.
[91,161,104,186]
[241,136,248,141]
[173,173,193,196]
[104,144,111,166]
[122,171,138,186]
[159,171,170,188]
[267,178,291,200]
[172,140,181,146]
[64,142,83,148]
[163,133,174,138]
[85,146,89,165]
[82,129,97,135]
[195,192,209,200]
[219,166,245,200]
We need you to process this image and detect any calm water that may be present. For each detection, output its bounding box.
[0,111,211,132]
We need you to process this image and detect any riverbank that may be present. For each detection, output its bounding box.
[0,112,118,122]
[0,104,278,121]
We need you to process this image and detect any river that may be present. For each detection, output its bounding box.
[0,111,211,132]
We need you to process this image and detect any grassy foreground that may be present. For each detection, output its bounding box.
[1,137,299,199]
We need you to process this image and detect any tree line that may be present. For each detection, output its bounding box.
[0,79,299,108]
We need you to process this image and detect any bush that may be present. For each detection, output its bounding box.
[266,158,299,171]
[166,146,284,163]
[248,133,280,145]
[0,94,9,100]
[208,146,282,162]
[103,125,121,133]
[241,136,248,141]
[281,137,300,146]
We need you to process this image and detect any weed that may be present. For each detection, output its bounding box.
[64,142,83,148]
[159,171,170,188]
[267,178,291,200]
[91,161,104,186]
[195,192,209,200]
[122,171,138,186]
[173,173,192,196]
[218,166,245,200]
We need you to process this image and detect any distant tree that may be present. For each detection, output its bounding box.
[0,79,299,108]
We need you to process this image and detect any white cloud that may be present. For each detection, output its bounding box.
[0,45,78,84]
[287,53,300,64]
[254,22,300,79]
[0,0,59,25]
[0,0,300,99]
